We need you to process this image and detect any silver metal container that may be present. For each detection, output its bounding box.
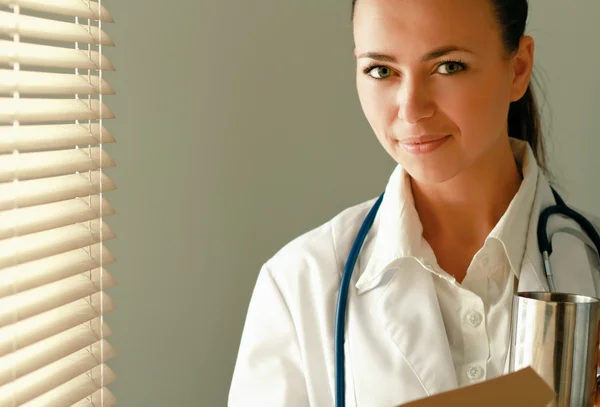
[509,292,600,406]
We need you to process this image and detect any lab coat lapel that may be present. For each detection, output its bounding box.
[357,164,457,397]
[518,172,596,296]
[370,262,458,396]
[517,172,551,292]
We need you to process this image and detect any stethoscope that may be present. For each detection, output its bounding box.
[334,187,600,407]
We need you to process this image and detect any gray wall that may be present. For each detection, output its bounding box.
[101,1,599,405]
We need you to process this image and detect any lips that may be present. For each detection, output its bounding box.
[400,134,450,144]
[399,134,451,154]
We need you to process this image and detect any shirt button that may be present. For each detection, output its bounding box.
[467,311,483,327]
[467,365,484,380]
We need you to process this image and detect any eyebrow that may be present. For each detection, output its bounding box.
[357,46,474,63]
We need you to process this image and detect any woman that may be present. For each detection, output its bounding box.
[229,0,600,405]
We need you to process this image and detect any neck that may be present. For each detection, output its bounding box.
[411,138,523,247]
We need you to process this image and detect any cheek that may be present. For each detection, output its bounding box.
[357,81,396,133]
[441,74,510,144]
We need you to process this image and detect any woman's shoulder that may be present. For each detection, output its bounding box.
[569,205,600,232]
[264,196,380,283]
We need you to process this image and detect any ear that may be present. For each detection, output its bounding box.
[509,36,535,102]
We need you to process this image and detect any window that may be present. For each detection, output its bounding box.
[0,0,117,405]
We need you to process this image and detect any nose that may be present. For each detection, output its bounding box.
[397,75,435,124]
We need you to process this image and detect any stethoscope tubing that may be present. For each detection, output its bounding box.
[334,192,384,407]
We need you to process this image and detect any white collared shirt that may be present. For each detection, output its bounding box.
[358,137,538,386]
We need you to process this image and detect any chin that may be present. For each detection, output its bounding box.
[386,139,466,185]
[399,159,462,186]
[409,169,458,185]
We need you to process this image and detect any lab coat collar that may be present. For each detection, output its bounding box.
[517,168,554,292]
[354,164,430,294]
[355,138,540,295]
[487,138,538,279]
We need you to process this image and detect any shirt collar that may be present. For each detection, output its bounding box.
[355,138,539,294]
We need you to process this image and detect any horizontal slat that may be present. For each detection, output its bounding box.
[0,123,115,153]
[0,70,115,95]
[0,146,116,182]
[0,244,114,298]
[0,171,116,210]
[26,369,116,407]
[0,219,115,269]
[0,0,114,23]
[71,388,116,407]
[0,195,114,239]
[0,98,114,124]
[0,40,114,70]
[0,293,114,357]
[0,340,115,406]
[0,269,115,327]
[0,11,114,45]
[0,222,114,273]
[0,320,111,386]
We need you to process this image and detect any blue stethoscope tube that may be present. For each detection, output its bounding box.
[334,187,600,407]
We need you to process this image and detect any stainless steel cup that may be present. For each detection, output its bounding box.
[509,292,600,407]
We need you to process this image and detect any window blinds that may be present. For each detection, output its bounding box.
[0,0,117,406]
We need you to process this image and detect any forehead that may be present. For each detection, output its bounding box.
[353,0,501,56]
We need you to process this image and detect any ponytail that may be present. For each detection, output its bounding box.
[508,80,549,176]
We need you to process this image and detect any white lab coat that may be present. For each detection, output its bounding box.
[228,169,600,407]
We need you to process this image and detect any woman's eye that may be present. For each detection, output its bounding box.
[363,61,466,80]
[437,61,466,75]
[365,66,393,80]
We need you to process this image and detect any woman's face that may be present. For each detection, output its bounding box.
[353,0,533,184]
